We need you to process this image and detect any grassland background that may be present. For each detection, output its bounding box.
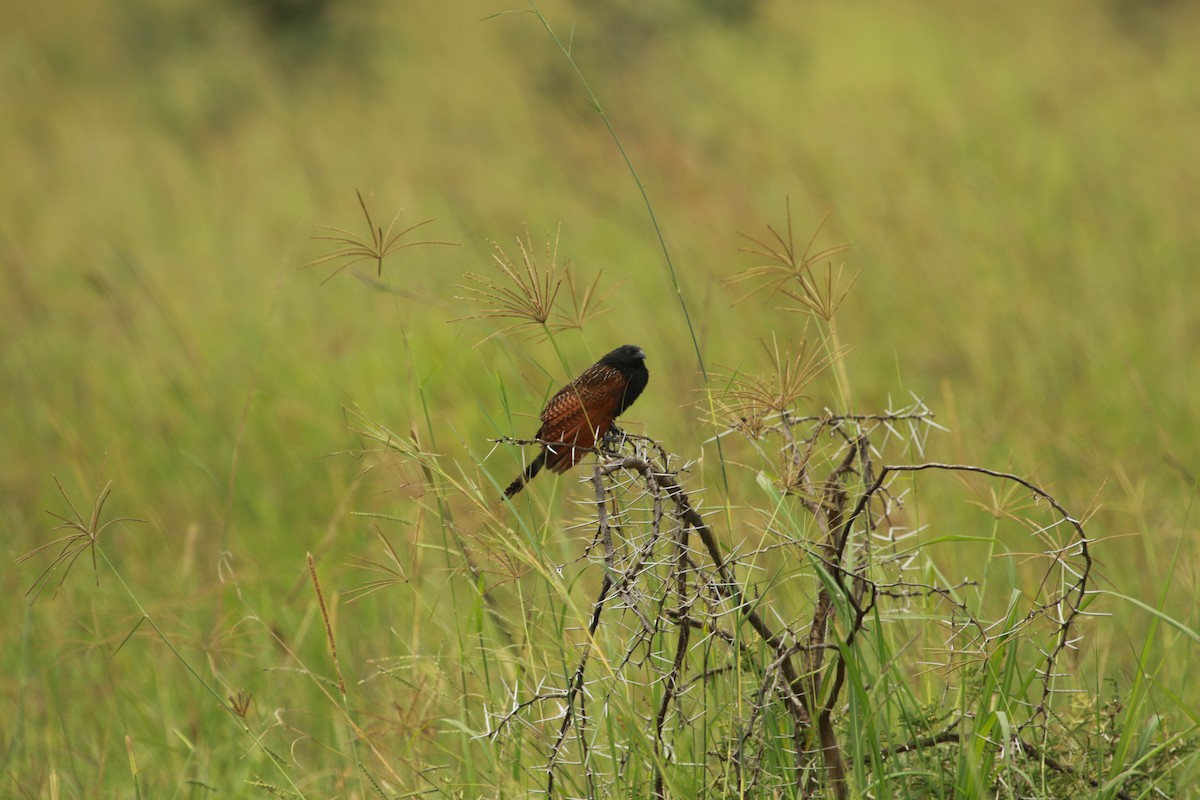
[2,0,1199,796]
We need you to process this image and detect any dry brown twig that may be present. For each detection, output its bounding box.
[484,402,1094,800]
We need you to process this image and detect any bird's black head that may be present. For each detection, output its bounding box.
[599,344,646,369]
[599,344,648,416]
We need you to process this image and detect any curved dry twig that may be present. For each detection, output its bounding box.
[491,409,1097,799]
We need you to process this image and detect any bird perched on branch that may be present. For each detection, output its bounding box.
[503,344,649,499]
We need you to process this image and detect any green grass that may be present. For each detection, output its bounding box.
[3,0,1199,796]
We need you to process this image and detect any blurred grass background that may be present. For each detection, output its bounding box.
[2,0,1199,795]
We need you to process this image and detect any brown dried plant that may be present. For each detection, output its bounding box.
[228,690,253,719]
[712,335,845,437]
[455,227,615,342]
[730,199,858,321]
[19,476,145,602]
[344,525,410,604]
[480,416,1095,800]
[307,552,346,696]
[303,190,459,284]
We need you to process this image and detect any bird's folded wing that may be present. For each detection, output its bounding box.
[537,366,623,472]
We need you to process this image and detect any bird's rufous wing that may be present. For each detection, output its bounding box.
[537,365,624,473]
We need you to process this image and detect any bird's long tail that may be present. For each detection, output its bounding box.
[503,450,546,499]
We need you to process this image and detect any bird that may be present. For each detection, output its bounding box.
[503,344,649,499]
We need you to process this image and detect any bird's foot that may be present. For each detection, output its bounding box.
[600,424,626,453]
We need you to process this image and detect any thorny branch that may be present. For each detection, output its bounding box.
[491,405,1096,799]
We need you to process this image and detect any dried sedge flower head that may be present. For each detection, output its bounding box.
[729,199,858,322]
[454,226,615,343]
[303,190,459,285]
[18,476,145,602]
[710,335,844,438]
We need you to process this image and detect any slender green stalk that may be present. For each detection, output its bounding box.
[525,1,733,496]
